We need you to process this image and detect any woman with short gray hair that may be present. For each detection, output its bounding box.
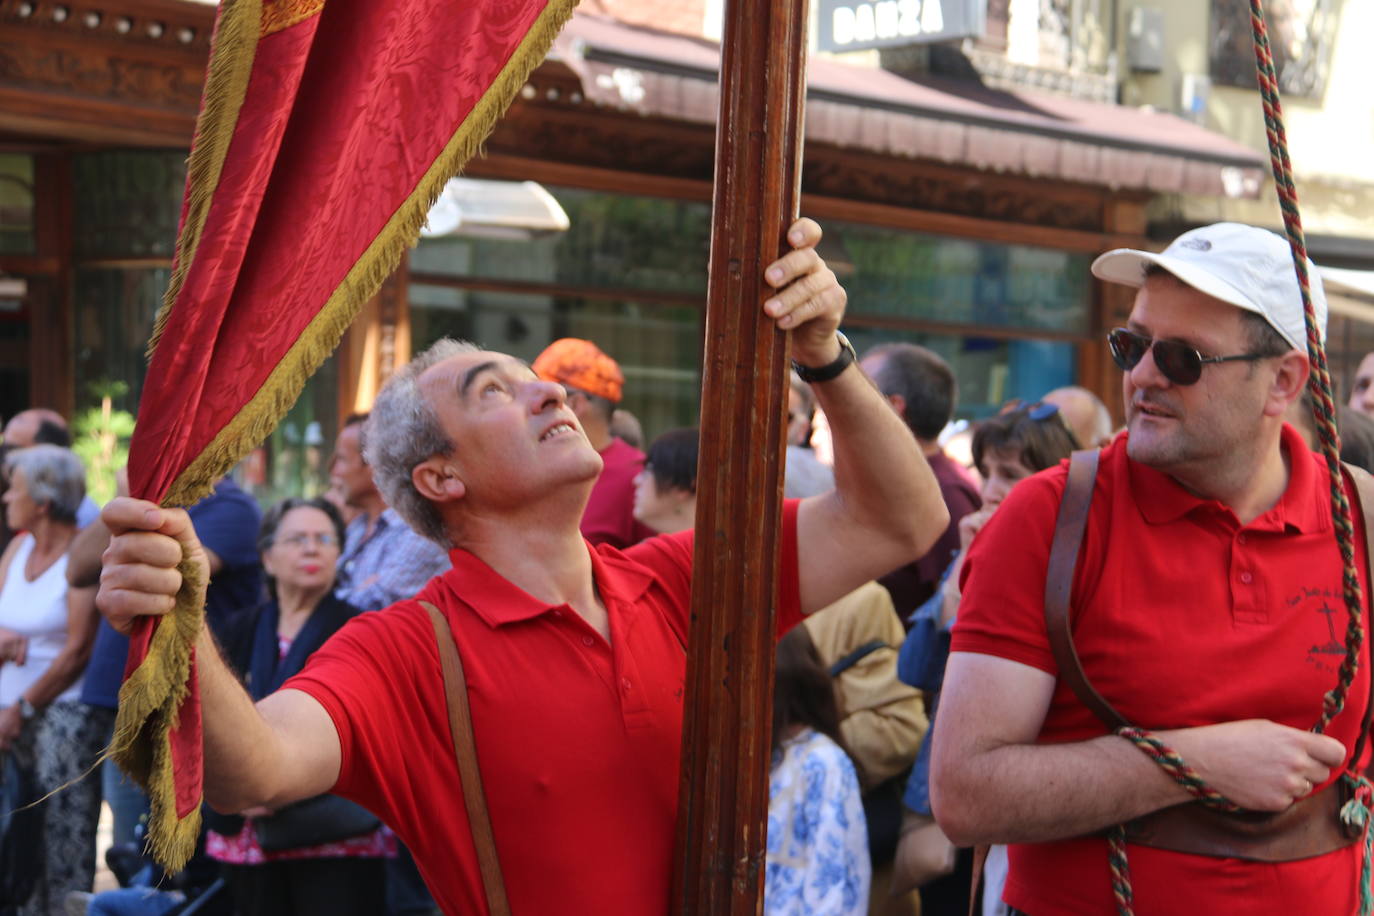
[0,444,106,915]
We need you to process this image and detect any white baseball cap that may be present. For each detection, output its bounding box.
[1091,222,1327,352]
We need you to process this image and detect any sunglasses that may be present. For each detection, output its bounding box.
[1106,328,1270,386]
[999,399,1060,421]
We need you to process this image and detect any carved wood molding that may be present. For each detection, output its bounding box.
[0,0,209,143]
[0,0,214,54]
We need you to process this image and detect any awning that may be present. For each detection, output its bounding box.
[553,13,1267,200]
[1321,266,1374,325]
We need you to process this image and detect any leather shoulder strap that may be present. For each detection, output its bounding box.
[1044,449,1130,731]
[421,601,511,916]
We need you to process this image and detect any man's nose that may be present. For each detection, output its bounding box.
[1129,344,1170,389]
[529,378,567,412]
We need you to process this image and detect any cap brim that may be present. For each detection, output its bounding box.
[1091,248,1266,322]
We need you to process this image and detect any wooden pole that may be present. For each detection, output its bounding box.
[670,0,809,912]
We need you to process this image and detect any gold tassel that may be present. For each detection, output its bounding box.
[110,554,207,873]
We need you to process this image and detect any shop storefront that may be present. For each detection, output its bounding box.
[1,0,1277,499]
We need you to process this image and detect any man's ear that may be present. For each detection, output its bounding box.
[1265,351,1310,418]
[412,458,466,504]
[886,392,906,418]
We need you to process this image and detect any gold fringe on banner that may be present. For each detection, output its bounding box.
[146,0,264,360]
[115,0,581,873]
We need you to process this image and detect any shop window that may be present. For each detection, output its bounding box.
[413,186,711,295]
[411,182,1090,444]
[845,326,1077,419]
[827,220,1094,334]
[74,267,167,418]
[411,284,702,442]
[0,154,35,256]
[73,150,185,259]
[238,355,341,508]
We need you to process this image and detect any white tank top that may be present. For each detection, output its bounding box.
[0,534,81,707]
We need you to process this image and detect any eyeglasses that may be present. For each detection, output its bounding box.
[1106,328,1271,386]
[275,532,338,550]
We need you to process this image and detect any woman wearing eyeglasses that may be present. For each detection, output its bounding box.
[205,497,391,916]
[890,404,1080,916]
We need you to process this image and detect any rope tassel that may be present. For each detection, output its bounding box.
[1341,774,1374,916]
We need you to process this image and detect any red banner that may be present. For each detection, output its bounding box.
[114,0,578,870]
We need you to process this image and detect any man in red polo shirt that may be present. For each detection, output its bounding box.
[930,222,1368,915]
[96,218,950,916]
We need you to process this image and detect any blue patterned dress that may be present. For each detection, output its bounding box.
[765,728,871,915]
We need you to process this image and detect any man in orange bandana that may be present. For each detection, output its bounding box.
[533,339,655,549]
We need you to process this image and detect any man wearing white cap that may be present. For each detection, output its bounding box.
[930,223,1371,915]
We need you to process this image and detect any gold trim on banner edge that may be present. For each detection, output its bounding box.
[147,0,263,358]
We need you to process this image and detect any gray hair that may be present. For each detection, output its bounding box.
[5,444,86,525]
[363,338,479,545]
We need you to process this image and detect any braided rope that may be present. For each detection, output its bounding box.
[1101,5,1368,912]
[1109,729,1244,915]
[1117,727,1242,811]
[1248,0,1364,734]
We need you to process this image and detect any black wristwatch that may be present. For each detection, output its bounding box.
[792,332,856,384]
[16,697,35,721]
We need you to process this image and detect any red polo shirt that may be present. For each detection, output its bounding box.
[285,501,801,916]
[951,425,1371,916]
[581,436,657,548]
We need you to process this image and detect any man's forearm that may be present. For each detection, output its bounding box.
[815,365,946,555]
[931,730,1189,846]
[195,626,293,812]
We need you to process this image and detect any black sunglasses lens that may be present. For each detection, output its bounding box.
[1108,330,1145,371]
[1151,340,1202,385]
[1107,330,1202,385]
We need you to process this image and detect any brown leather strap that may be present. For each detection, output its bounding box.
[1040,458,1374,862]
[968,843,990,916]
[422,601,511,916]
[1044,449,1128,730]
[1122,779,1351,860]
[1342,463,1374,774]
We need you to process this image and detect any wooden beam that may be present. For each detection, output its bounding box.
[671,0,808,912]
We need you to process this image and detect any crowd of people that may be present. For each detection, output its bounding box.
[1,217,1372,916]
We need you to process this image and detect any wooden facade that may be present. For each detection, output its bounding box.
[2,0,1196,429]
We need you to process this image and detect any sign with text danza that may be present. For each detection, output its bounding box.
[817,0,986,53]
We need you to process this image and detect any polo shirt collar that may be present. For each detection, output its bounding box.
[441,541,658,628]
[1129,423,1326,534]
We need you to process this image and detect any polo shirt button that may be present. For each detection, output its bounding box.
[1238,535,1247,545]
[581,636,595,647]
[1240,571,1253,584]
[622,678,632,691]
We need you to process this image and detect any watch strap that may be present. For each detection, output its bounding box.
[792,332,856,384]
